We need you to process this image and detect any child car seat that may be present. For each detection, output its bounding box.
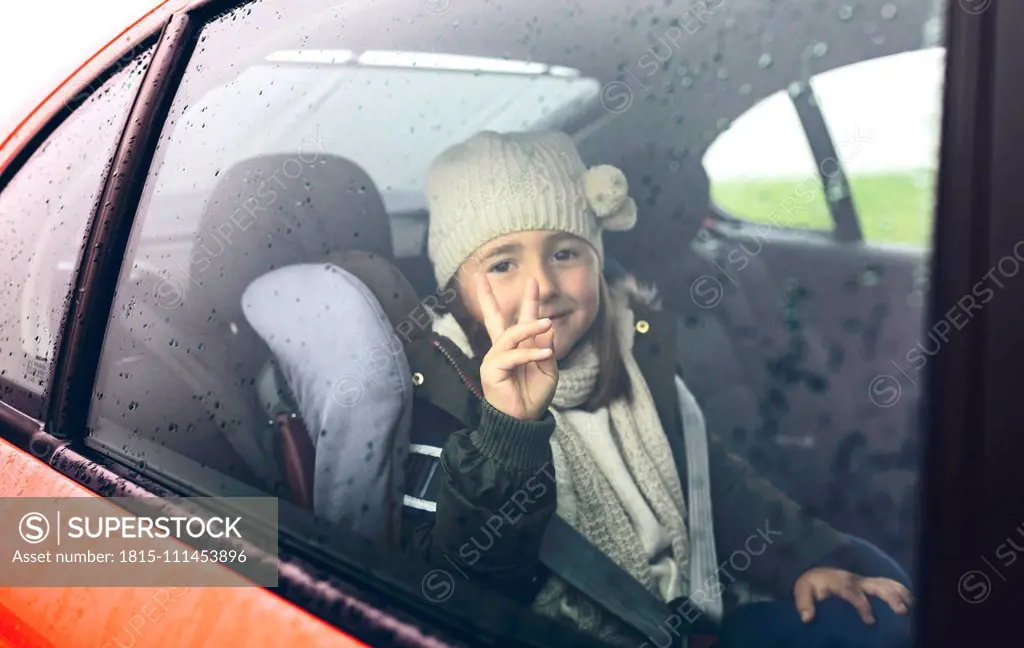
[179,153,394,491]
[242,252,423,545]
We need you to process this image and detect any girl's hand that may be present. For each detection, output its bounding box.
[794,567,912,624]
[475,275,558,421]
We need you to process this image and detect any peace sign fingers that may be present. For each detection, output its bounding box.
[518,278,540,324]
[517,278,540,348]
[474,271,508,342]
[474,273,560,421]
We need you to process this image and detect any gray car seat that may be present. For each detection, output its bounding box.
[241,257,421,544]
[248,252,423,512]
[182,153,394,491]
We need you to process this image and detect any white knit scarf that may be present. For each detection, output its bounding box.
[431,286,694,647]
[534,289,692,646]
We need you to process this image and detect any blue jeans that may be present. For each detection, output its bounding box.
[715,537,913,648]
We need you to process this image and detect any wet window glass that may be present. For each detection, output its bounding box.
[90,0,945,645]
[0,47,153,418]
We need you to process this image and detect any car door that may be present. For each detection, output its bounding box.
[3,0,1022,647]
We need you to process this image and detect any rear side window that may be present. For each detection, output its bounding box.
[704,47,943,247]
[0,47,153,418]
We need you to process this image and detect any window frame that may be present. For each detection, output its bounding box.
[47,15,189,444]
[918,1,1024,645]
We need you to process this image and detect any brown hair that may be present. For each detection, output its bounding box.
[439,274,631,412]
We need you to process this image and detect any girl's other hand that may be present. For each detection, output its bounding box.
[793,567,912,624]
[475,275,558,420]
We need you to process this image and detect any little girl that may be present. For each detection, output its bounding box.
[401,130,912,648]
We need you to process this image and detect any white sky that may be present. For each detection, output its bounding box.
[704,48,945,180]
[0,2,943,180]
[0,0,157,133]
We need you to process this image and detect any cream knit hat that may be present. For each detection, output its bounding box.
[426,130,638,288]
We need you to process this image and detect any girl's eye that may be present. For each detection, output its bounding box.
[554,248,579,262]
[489,260,512,273]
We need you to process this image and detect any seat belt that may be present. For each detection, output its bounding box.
[537,375,727,646]
[539,516,694,647]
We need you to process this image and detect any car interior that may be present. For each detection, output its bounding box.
[95,131,920,558]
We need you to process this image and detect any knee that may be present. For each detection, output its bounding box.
[717,598,912,648]
[868,599,914,648]
[815,597,913,648]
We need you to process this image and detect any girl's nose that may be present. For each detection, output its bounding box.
[533,266,558,300]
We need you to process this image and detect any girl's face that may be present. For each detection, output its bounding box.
[455,230,601,360]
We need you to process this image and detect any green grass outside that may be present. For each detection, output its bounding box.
[710,170,937,247]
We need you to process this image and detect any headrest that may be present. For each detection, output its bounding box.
[188,154,393,311]
[604,146,712,307]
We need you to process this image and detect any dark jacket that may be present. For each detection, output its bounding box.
[399,283,874,609]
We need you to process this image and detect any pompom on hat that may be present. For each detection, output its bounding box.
[425,130,638,288]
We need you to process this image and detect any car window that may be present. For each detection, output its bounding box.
[704,46,944,247]
[704,89,833,233]
[88,0,944,645]
[0,46,153,418]
[812,48,944,247]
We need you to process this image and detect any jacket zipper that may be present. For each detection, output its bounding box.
[431,338,486,400]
